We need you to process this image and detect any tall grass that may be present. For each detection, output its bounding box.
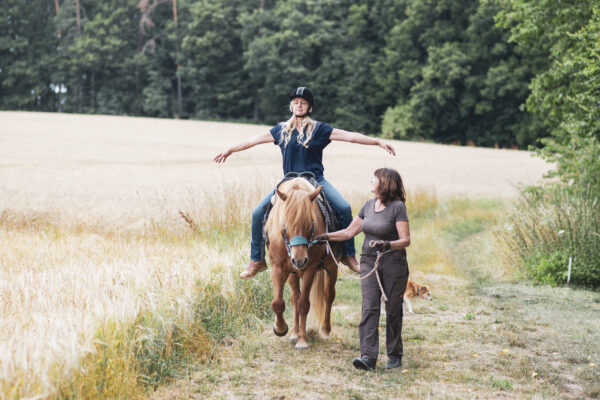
[0,183,477,398]
[503,186,600,288]
[0,180,272,399]
[54,273,272,399]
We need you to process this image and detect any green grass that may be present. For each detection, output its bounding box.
[503,186,600,288]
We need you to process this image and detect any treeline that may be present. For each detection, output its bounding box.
[498,0,600,289]
[1,0,552,147]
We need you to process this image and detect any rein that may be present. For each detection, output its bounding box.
[324,240,391,303]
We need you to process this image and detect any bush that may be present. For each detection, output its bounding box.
[504,186,600,289]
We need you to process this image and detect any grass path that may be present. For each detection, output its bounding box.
[149,201,599,400]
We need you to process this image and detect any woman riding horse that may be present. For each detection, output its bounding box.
[213,87,396,278]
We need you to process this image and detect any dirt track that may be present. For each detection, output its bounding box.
[0,111,550,220]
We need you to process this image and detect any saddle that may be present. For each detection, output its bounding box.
[262,171,339,248]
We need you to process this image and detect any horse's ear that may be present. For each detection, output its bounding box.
[276,189,288,202]
[308,186,322,202]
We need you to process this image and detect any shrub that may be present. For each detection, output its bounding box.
[503,186,600,289]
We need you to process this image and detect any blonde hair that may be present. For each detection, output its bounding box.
[278,102,316,148]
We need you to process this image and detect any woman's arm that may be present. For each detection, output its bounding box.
[330,128,396,156]
[213,130,274,163]
[390,220,410,249]
[321,215,363,241]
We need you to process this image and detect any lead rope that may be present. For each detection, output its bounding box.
[324,241,389,303]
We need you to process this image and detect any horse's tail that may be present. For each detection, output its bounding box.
[309,269,326,330]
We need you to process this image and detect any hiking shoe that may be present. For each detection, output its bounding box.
[240,260,268,279]
[341,255,360,274]
[386,356,402,369]
[352,355,376,371]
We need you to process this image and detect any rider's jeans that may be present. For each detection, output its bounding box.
[250,176,355,261]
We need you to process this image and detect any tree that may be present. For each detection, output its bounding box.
[181,0,253,120]
[497,0,600,193]
[0,0,57,111]
[378,0,547,147]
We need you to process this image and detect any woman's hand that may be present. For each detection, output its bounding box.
[377,140,396,156]
[314,233,328,242]
[213,131,274,164]
[213,149,232,163]
[370,240,391,252]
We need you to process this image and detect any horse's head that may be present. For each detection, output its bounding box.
[276,184,322,270]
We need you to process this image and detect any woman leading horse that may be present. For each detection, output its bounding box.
[213,87,396,278]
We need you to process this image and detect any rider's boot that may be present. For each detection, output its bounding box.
[240,260,268,279]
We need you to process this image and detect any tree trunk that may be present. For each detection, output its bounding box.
[54,0,61,37]
[91,70,95,111]
[75,0,81,32]
[253,95,259,121]
[177,67,182,117]
[173,0,182,117]
[78,75,83,113]
[172,0,178,25]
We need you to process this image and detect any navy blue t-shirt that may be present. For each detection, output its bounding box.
[270,121,333,178]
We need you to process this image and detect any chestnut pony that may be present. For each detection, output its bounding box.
[265,178,338,350]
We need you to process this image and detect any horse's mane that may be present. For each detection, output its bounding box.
[266,178,318,239]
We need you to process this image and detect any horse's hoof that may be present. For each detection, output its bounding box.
[273,324,288,337]
[289,334,298,345]
[295,341,308,350]
[321,332,330,340]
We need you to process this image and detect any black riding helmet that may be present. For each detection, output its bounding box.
[289,87,315,114]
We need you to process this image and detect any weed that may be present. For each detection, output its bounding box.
[503,186,600,288]
[489,375,513,390]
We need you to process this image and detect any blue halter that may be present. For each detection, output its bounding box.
[282,225,316,257]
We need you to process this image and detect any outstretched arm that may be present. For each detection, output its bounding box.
[330,128,396,156]
[318,215,363,242]
[213,130,275,163]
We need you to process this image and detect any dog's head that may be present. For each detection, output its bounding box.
[418,285,433,301]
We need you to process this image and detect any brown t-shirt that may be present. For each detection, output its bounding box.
[358,198,408,254]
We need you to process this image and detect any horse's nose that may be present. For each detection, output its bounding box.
[292,257,308,269]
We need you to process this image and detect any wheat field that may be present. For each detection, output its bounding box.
[0,111,550,398]
[1,111,549,223]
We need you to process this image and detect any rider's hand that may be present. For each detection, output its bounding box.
[213,149,232,163]
[314,233,328,242]
[370,240,391,252]
[377,140,396,156]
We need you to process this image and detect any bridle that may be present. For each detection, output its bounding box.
[281,222,318,258]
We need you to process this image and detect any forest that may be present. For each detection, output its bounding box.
[1,0,557,148]
[2,1,598,161]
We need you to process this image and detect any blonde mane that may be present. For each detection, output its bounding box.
[266,178,318,239]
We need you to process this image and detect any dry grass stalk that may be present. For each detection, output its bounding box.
[178,209,198,231]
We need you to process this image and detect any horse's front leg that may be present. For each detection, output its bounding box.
[321,259,338,339]
[271,265,289,337]
[296,268,316,350]
[287,272,301,345]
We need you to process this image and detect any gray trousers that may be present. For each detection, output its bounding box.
[359,251,409,361]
